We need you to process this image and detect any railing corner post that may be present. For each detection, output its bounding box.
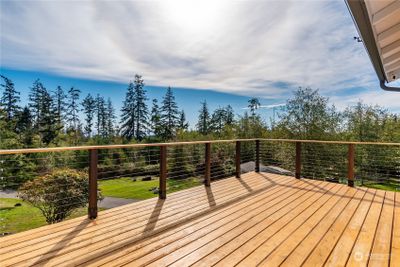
[159,145,167,199]
[295,142,301,179]
[236,141,241,178]
[255,139,260,173]
[347,144,355,187]
[88,149,98,219]
[205,142,211,186]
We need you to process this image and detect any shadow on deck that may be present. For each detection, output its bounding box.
[0,172,398,266]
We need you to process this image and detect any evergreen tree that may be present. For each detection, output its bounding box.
[66,87,81,133]
[248,97,260,116]
[38,90,59,145]
[178,110,189,130]
[150,98,162,137]
[133,75,148,140]
[28,79,47,128]
[0,75,20,121]
[225,105,235,125]
[120,82,135,139]
[95,94,107,137]
[53,86,67,130]
[196,101,210,135]
[210,107,226,134]
[160,87,179,140]
[81,94,96,137]
[106,98,116,137]
[15,106,34,146]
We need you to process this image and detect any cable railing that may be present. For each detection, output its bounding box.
[0,138,399,235]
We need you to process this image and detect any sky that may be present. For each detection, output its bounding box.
[1,0,400,127]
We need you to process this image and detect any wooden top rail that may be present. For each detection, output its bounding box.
[0,139,258,155]
[260,138,400,146]
[0,138,398,155]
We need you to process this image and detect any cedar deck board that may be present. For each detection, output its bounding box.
[0,172,398,267]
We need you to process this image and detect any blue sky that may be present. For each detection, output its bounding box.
[1,0,400,127]
[0,68,280,128]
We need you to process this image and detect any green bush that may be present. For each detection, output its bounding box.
[18,169,102,224]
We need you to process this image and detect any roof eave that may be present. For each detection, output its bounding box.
[345,0,400,92]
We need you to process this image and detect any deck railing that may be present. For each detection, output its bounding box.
[0,139,399,223]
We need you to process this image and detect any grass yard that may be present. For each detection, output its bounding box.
[0,198,91,235]
[98,177,203,199]
[362,182,399,192]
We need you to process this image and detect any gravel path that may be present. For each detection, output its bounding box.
[98,197,141,209]
[0,190,18,199]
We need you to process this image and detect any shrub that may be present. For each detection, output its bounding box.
[18,169,102,224]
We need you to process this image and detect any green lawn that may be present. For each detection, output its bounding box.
[361,182,399,192]
[0,198,90,235]
[98,177,203,199]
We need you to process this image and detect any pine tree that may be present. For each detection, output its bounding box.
[150,99,162,137]
[225,105,235,125]
[196,101,210,135]
[28,79,47,128]
[210,107,226,134]
[15,106,34,146]
[53,86,67,130]
[120,82,135,139]
[160,87,179,140]
[38,90,59,145]
[178,110,189,130]
[81,94,96,137]
[133,75,148,140]
[66,87,81,133]
[0,75,20,121]
[95,94,107,137]
[106,98,116,137]
[248,97,260,116]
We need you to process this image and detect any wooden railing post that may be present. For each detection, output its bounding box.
[295,142,301,179]
[159,145,167,199]
[88,149,98,219]
[255,140,260,172]
[205,143,211,186]
[236,141,241,178]
[348,144,355,187]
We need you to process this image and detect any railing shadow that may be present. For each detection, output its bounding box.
[261,172,377,202]
[30,219,91,266]
[237,177,253,192]
[142,198,165,234]
[205,186,216,207]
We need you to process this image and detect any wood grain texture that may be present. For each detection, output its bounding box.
[1,172,398,267]
[1,138,398,155]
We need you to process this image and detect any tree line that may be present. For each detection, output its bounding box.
[0,74,241,149]
[1,73,399,190]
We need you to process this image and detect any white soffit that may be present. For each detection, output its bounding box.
[365,0,400,82]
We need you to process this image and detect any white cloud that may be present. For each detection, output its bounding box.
[1,0,399,110]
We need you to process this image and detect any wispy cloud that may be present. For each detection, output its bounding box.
[0,0,399,109]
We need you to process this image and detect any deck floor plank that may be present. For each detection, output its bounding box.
[259,188,369,267]
[368,191,395,267]
[324,189,376,266]
[142,180,333,267]
[4,173,277,267]
[235,183,353,267]
[391,192,400,267]
[86,176,301,267]
[300,188,367,266]
[346,189,386,267]
[0,172,397,267]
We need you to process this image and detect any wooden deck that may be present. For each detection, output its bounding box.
[1,172,399,267]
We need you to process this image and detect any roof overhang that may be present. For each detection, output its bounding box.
[345,0,400,91]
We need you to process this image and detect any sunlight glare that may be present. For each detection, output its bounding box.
[159,0,227,33]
